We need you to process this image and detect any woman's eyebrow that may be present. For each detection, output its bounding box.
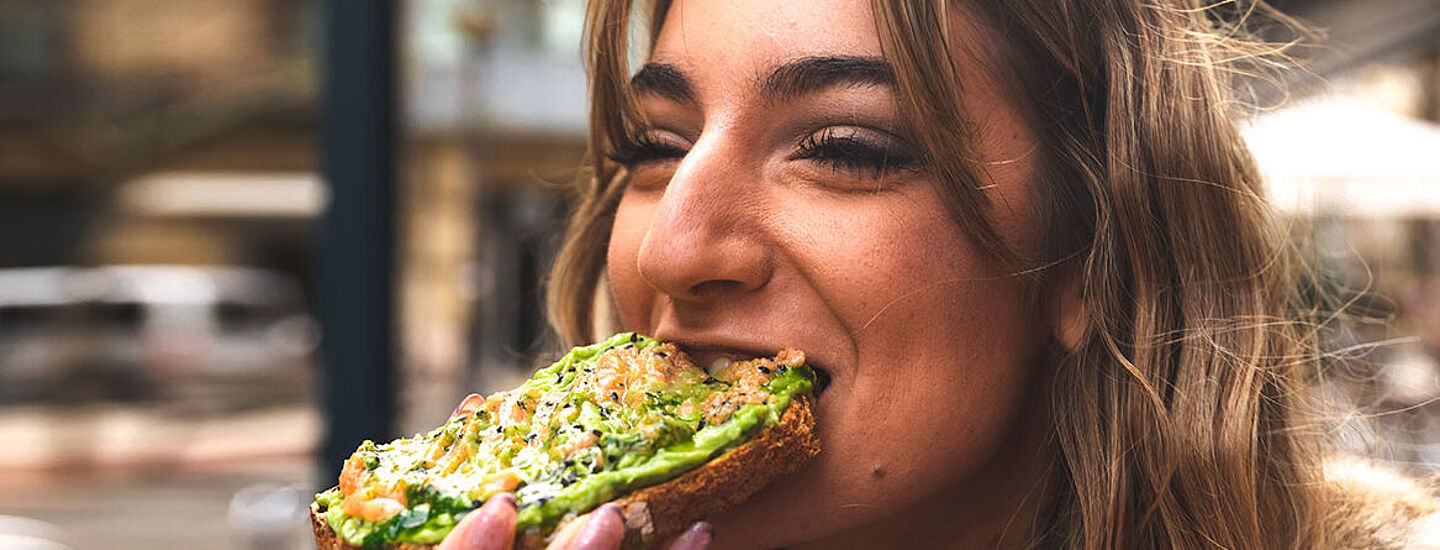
[760,56,895,103]
[631,63,697,104]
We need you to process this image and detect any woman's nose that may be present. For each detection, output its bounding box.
[635,139,772,303]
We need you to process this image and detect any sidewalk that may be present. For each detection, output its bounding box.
[0,403,320,549]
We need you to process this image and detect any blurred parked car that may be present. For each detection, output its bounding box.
[0,266,316,408]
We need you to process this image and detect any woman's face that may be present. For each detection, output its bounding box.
[606,0,1052,546]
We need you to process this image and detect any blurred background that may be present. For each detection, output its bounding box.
[0,0,1434,548]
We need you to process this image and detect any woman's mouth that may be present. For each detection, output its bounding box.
[811,367,832,395]
[687,346,833,399]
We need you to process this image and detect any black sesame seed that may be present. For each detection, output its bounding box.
[697,418,707,430]
[629,333,639,343]
[656,351,668,358]
[702,377,719,384]
[777,365,788,374]
[610,392,619,400]
[591,429,602,437]
[757,366,771,374]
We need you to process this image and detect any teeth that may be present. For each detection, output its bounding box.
[706,358,733,376]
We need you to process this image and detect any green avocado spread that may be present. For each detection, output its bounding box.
[314,333,813,547]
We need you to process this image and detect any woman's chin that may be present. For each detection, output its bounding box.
[704,447,858,549]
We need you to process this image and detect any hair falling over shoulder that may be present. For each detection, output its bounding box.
[548,0,1329,547]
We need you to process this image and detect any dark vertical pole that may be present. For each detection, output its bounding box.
[318,0,397,480]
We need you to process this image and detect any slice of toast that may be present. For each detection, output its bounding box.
[312,395,819,549]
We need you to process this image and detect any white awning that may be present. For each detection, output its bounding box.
[1243,96,1440,218]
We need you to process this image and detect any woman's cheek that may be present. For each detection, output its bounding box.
[607,193,658,327]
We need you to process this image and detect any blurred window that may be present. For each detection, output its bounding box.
[0,2,62,78]
[88,302,143,328]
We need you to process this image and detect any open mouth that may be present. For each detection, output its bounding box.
[810,367,832,396]
[688,348,832,399]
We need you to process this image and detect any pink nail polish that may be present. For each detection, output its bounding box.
[669,522,713,550]
[462,493,517,550]
[573,503,625,549]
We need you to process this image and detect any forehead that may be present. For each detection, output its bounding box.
[652,0,884,73]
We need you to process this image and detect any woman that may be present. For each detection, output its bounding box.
[440,0,1438,548]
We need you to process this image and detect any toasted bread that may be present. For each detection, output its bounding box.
[312,395,818,549]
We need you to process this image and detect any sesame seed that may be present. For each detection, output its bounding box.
[757,366,771,374]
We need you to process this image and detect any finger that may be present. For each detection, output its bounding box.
[543,512,589,550]
[664,522,713,550]
[552,503,625,550]
[438,493,517,550]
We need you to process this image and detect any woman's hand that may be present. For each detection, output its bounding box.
[436,494,713,550]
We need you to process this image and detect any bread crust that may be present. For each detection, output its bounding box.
[312,396,819,549]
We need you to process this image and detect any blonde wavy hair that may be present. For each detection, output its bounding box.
[547,0,1327,547]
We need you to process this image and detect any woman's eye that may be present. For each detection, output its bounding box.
[606,130,690,167]
[790,126,920,179]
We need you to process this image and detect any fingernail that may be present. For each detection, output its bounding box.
[486,493,516,509]
[573,503,625,549]
[462,494,516,550]
[668,522,712,550]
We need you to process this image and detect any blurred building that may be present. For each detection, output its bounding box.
[0,0,317,272]
[1257,0,1440,470]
